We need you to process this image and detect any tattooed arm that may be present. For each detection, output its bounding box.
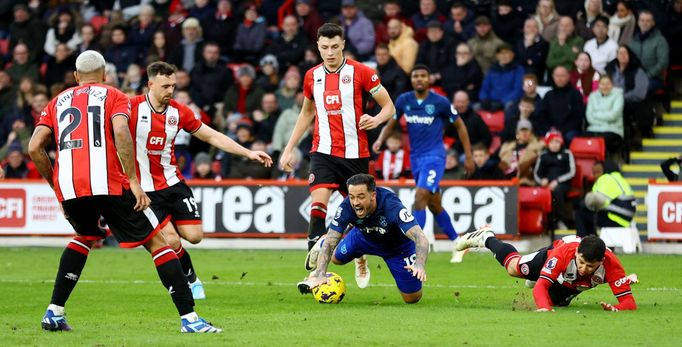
[404,225,429,282]
[308,229,343,287]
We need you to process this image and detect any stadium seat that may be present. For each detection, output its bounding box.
[0,38,8,56]
[518,186,552,235]
[488,135,501,155]
[89,15,109,33]
[569,137,605,182]
[478,110,504,133]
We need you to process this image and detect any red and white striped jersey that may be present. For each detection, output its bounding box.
[37,83,131,202]
[303,58,382,159]
[129,94,202,192]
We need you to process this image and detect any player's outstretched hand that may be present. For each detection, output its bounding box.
[279,149,294,173]
[248,150,273,167]
[358,114,381,130]
[600,301,619,312]
[130,182,151,212]
[307,272,330,289]
[371,139,383,154]
[404,264,427,282]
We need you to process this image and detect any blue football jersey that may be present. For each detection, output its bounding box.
[330,187,419,249]
[394,91,458,158]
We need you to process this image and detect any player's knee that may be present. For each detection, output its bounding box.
[506,260,521,278]
[401,291,422,304]
[163,229,181,249]
[177,225,203,244]
[183,231,203,244]
[331,255,344,265]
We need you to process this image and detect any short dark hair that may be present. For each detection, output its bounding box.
[472,142,488,153]
[375,43,389,51]
[346,173,376,192]
[317,23,344,40]
[411,64,430,75]
[147,61,177,78]
[519,96,535,105]
[577,235,606,262]
[593,15,610,28]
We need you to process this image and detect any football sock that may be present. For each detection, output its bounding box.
[413,209,427,229]
[47,304,64,316]
[308,202,327,251]
[181,312,199,323]
[485,237,520,268]
[50,237,94,306]
[152,246,195,316]
[174,245,197,283]
[435,210,458,240]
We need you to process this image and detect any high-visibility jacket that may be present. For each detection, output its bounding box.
[592,172,637,227]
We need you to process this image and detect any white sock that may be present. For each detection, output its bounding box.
[181,312,199,323]
[47,304,65,316]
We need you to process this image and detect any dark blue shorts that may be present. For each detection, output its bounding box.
[334,228,422,294]
[411,155,445,193]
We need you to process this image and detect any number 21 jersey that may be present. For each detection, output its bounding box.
[37,84,131,202]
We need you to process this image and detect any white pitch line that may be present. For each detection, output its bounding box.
[0,279,677,291]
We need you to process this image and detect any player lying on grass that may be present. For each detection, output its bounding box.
[456,227,638,311]
[298,174,429,303]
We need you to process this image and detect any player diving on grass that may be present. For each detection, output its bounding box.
[373,64,474,263]
[299,174,429,303]
[456,226,638,311]
[279,23,396,288]
[130,61,272,299]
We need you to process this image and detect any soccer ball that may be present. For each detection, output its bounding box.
[312,272,346,304]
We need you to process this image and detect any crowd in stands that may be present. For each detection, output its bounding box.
[1,0,681,225]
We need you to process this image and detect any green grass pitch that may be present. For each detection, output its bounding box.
[1,247,681,346]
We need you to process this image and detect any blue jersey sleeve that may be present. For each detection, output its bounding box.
[329,200,353,234]
[442,96,459,123]
[386,195,419,234]
[393,94,405,120]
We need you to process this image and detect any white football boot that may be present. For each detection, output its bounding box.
[455,224,494,251]
[354,255,370,289]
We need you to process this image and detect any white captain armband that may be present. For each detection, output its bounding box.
[369,84,383,95]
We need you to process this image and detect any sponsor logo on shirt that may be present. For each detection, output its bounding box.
[399,208,414,223]
[405,115,435,125]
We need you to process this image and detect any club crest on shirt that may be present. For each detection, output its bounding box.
[167,115,178,126]
[341,75,351,84]
[378,215,388,227]
[521,263,530,275]
[425,104,435,115]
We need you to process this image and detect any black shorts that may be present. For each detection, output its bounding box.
[62,190,170,248]
[147,181,201,225]
[518,247,580,307]
[308,152,369,195]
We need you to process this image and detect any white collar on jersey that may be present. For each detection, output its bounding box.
[323,58,347,74]
[145,94,169,115]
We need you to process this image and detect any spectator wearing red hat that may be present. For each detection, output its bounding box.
[533,130,576,229]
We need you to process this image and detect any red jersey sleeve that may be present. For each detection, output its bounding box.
[178,104,203,133]
[357,63,382,94]
[303,68,314,100]
[604,253,637,310]
[533,248,569,309]
[108,88,131,120]
[36,99,56,131]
